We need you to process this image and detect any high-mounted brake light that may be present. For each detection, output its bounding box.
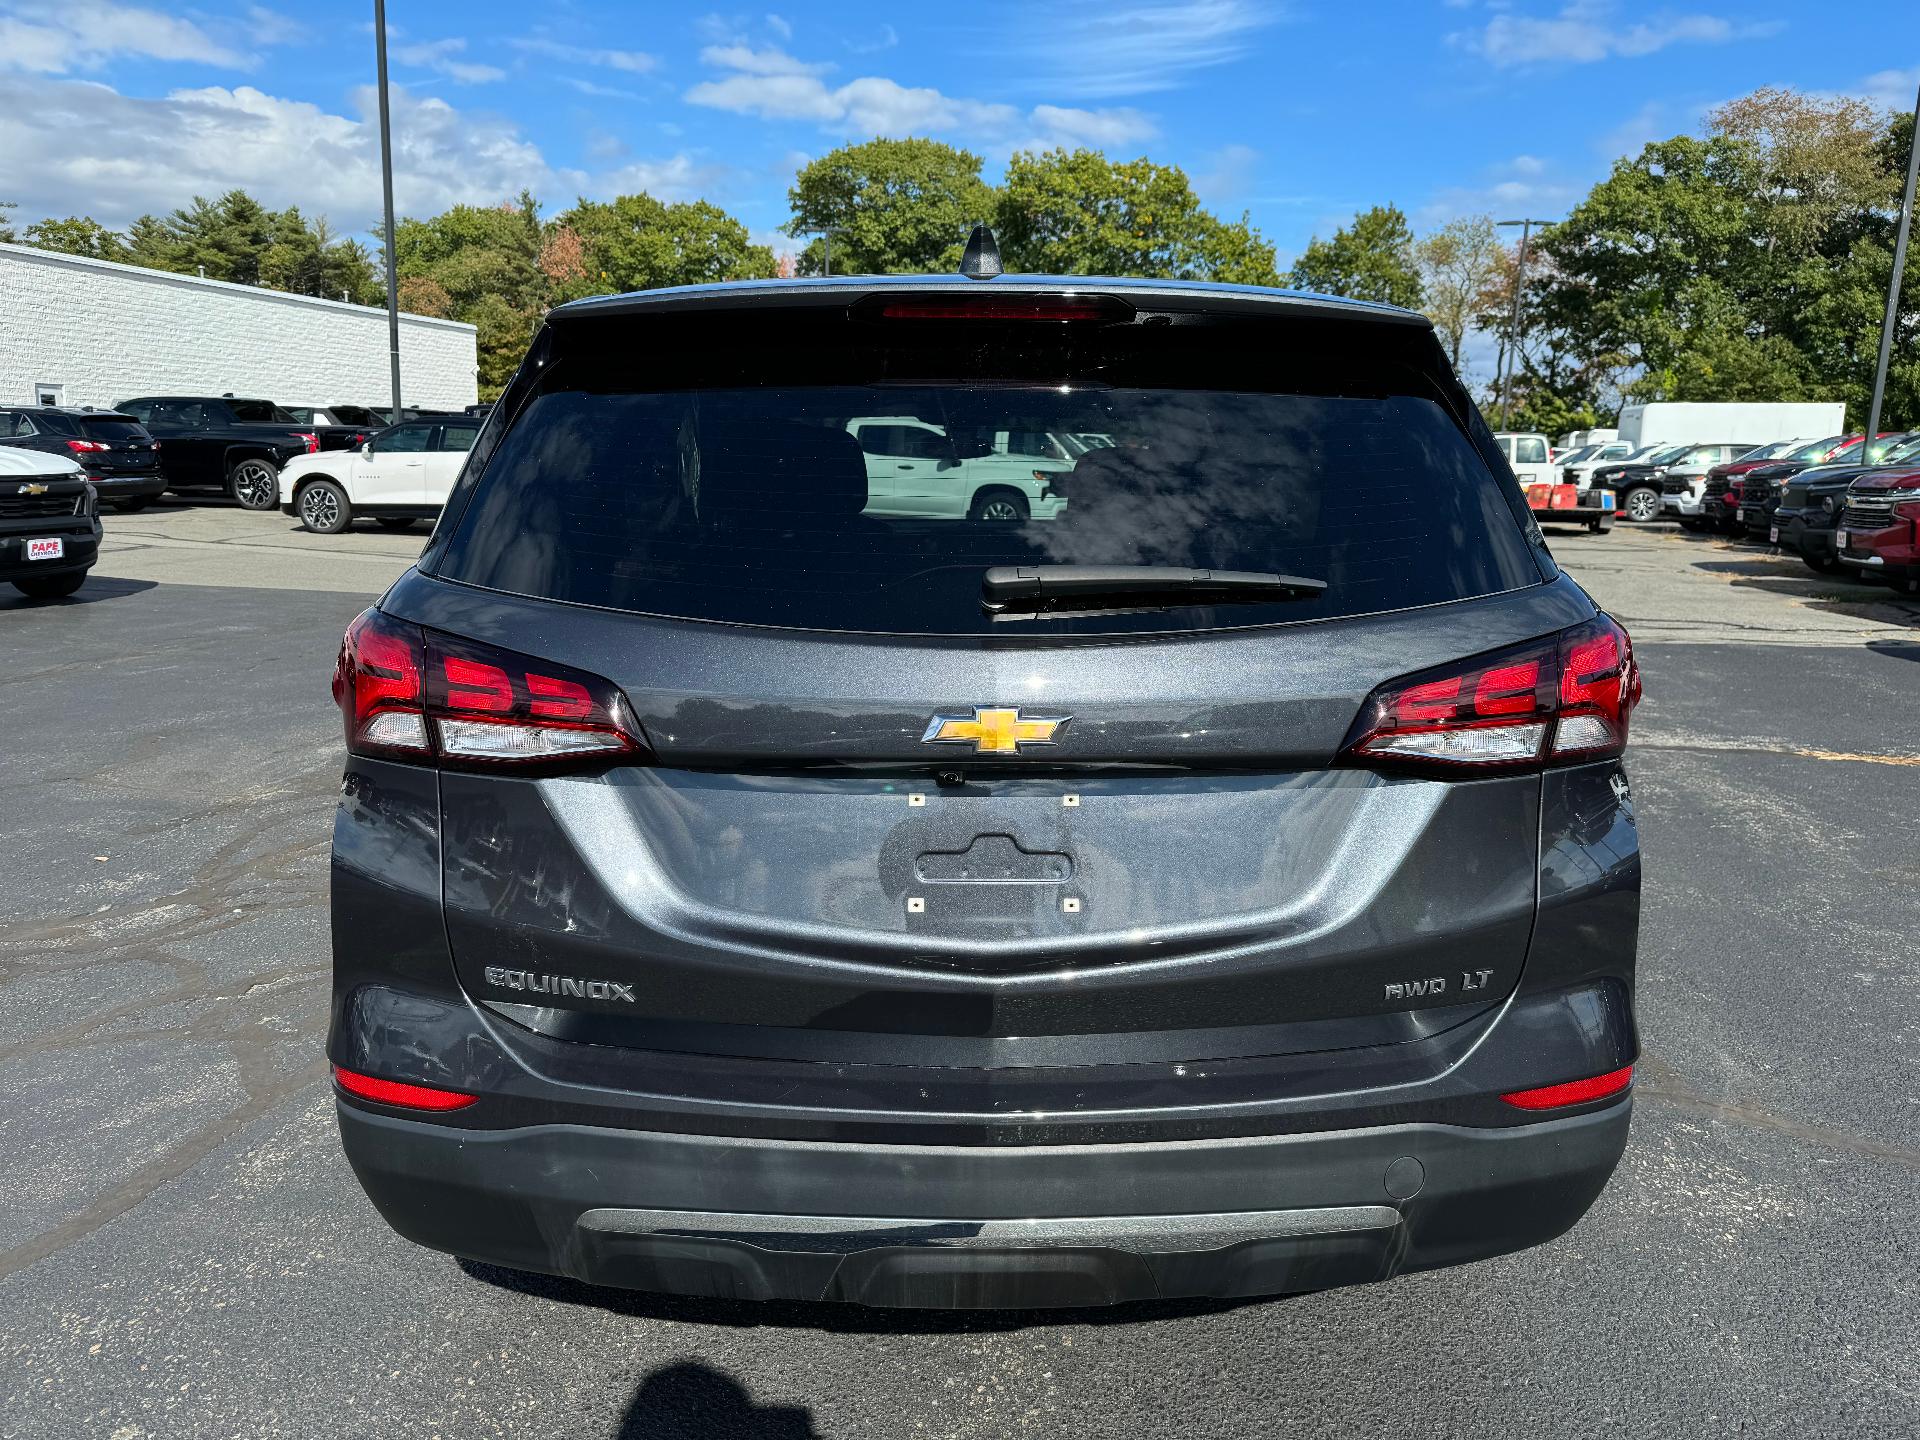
[331,608,646,770]
[1502,1065,1633,1110]
[333,1064,476,1111]
[862,293,1134,324]
[1339,615,1641,774]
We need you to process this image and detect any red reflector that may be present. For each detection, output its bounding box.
[1501,1065,1633,1110]
[332,1064,476,1111]
[877,298,1122,322]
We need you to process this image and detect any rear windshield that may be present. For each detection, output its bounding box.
[76,418,146,439]
[431,310,1542,636]
[1511,436,1549,465]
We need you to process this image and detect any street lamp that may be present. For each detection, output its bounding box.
[1865,76,1920,446]
[372,0,402,418]
[1495,218,1555,433]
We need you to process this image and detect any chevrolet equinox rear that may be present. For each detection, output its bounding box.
[327,260,1643,1310]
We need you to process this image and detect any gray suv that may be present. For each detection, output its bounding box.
[327,252,1644,1310]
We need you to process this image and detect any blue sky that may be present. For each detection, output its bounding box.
[3,0,1915,276]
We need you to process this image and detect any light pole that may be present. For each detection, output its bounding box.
[373,0,402,418]
[809,226,848,276]
[1864,77,1920,446]
[1495,218,1554,432]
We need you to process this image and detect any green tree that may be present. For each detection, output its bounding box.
[1287,205,1423,309]
[1528,90,1920,426]
[786,138,994,276]
[554,194,776,298]
[21,216,126,261]
[393,193,549,395]
[28,191,380,302]
[0,201,16,244]
[994,149,1280,283]
[1416,214,1500,369]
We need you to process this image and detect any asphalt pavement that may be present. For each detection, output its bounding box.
[3,504,1918,1439]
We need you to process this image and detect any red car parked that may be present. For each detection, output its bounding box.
[1836,466,1920,593]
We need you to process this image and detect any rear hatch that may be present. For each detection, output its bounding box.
[73,416,160,472]
[379,287,1597,1068]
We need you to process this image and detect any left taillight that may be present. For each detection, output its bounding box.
[293,431,320,454]
[331,608,646,770]
[1339,615,1641,774]
[66,439,109,454]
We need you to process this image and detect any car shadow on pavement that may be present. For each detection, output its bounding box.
[0,576,158,609]
[458,1258,1258,1335]
[616,1362,818,1439]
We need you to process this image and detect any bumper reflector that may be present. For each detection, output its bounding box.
[332,1064,477,1111]
[1501,1064,1633,1111]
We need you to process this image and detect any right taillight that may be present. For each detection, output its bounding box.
[1340,616,1641,774]
[331,608,646,770]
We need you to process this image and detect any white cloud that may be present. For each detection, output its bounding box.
[509,37,658,74]
[245,7,303,47]
[765,13,792,40]
[0,1,256,74]
[393,38,504,86]
[697,43,830,77]
[1024,104,1157,150]
[1595,99,1668,158]
[685,45,1156,151]
[0,72,716,235]
[1006,1,1286,99]
[1457,2,1782,69]
[849,23,899,54]
[1857,67,1920,114]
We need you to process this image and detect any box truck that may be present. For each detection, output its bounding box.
[1616,402,1845,449]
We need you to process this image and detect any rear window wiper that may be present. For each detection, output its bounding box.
[981,565,1327,617]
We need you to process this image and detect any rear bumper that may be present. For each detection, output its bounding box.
[337,1099,1632,1308]
[84,471,167,499]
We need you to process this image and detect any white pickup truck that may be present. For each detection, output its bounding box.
[845,417,1080,520]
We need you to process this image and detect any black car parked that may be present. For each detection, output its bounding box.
[0,406,166,512]
[115,396,344,510]
[0,450,100,599]
[326,248,1645,1311]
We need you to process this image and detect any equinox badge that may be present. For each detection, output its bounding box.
[922,707,1070,755]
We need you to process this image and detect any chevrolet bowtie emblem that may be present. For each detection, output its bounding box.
[20,483,48,495]
[922,707,1070,755]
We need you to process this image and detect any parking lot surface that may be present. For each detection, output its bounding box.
[4,506,1919,1438]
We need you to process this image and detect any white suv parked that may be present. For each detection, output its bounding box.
[278,418,481,533]
[847,416,1080,520]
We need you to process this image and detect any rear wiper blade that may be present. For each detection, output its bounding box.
[981,564,1327,616]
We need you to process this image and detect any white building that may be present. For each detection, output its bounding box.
[0,242,478,412]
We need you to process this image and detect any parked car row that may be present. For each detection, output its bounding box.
[0,395,479,517]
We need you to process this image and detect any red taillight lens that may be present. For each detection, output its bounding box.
[66,439,109,454]
[1340,616,1641,773]
[1502,1064,1633,1110]
[332,1064,476,1111]
[331,608,646,770]
[294,431,320,454]
[332,609,429,757]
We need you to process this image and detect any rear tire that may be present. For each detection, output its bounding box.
[297,479,353,534]
[968,489,1030,522]
[228,458,281,511]
[1620,485,1661,523]
[13,571,86,599]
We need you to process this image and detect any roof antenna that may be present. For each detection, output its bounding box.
[958,223,1003,280]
